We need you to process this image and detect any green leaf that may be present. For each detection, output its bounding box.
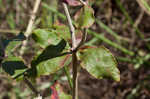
[2,32,26,56]
[31,28,72,77]
[30,39,71,77]
[34,54,71,77]
[52,22,70,41]
[0,33,26,77]
[74,5,95,29]
[5,41,21,56]
[32,29,63,48]
[2,57,28,79]
[79,46,120,81]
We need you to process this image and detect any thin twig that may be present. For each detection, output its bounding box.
[16,0,20,25]
[0,29,20,34]
[134,10,144,27]
[62,3,76,48]
[20,0,41,55]
[136,0,150,15]
[62,3,78,99]
[130,9,144,48]
[79,0,87,5]
[24,76,40,96]
[64,66,73,89]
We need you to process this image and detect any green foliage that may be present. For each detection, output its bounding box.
[5,41,21,56]
[75,5,95,29]
[2,57,28,79]
[80,46,120,81]
[1,1,120,82]
[1,1,121,98]
[52,23,70,41]
[0,33,26,79]
[32,29,62,48]
[31,39,71,77]
[34,54,71,77]
[1,33,26,56]
[31,28,72,77]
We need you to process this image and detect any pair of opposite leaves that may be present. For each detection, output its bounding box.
[2,0,120,82]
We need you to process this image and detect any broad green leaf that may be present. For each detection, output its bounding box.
[1,33,26,56]
[31,28,71,77]
[30,39,71,77]
[34,54,71,77]
[5,41,21,56]
[32,29,62,48]
[0,33,26,79]
[79,46,120,81]
[52,23,70,41]
[74,5,95,29]
[2,57,28,79]
[50,83,72,99]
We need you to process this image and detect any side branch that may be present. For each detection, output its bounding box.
[20,0,41,55]
[62,3,76,48]
[24,76,40,95]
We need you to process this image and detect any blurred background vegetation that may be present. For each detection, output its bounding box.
[0,0,150,99]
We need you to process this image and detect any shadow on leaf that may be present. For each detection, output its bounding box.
[2,61,27,76]
[29,39,68,77]
[0,33,26,64]
[2,32,26,50]
[31,39,67,66]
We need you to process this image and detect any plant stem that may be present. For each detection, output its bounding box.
[64,66,73,89]
[24,76,40,96]
[62,3,78,99]
[20,0,41,56]
[72,53,78,99]
[62,3,76,48]
[0,29,20,34]
[137,0,150,15]
[79,0,87,5]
